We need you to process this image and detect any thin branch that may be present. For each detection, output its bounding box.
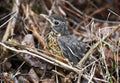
[0,12,16,29]
[64,0,120,24]
[77,24,120,67]
[0,42,82,74]
[2,0,20,42]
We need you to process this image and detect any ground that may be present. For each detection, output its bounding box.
[0,0,120,83]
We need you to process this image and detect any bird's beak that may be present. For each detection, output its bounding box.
[40,14,53,25]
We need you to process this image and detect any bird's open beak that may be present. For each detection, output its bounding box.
[40,14,53,25]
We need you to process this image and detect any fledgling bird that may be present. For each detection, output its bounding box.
[41,14,87,64]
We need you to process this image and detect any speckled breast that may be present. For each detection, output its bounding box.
[46,31,63,57]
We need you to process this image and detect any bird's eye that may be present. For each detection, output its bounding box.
[54,21,59,25]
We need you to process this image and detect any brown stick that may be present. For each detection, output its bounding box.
[2,0,20,42]
[0,42,81,74]
[77,24,120,67]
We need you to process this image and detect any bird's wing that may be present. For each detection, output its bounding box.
[57,35,86,64]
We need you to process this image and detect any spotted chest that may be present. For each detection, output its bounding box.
[46,31,63,57]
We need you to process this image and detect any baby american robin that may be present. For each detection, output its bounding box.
[41,14,86,64]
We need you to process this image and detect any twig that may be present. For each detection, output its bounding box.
[2,0,20,42]
[0,42,82,74]
[29,23,45,48]
[13,61,25,77]
[77,24,120,67]
[21,4,45,48]
[0,12,16,29]
[63,0,120,24]
[88,64,96,83]
[52,70,65,78]
[108,9,120,18]
[83,74,108,82]
[0,12,16,21]
[100,45,110,81]
[90,4,109,16]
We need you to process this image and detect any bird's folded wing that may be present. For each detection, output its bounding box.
[57,35,86,64]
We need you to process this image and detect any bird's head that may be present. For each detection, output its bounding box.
[41,14,69,35]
